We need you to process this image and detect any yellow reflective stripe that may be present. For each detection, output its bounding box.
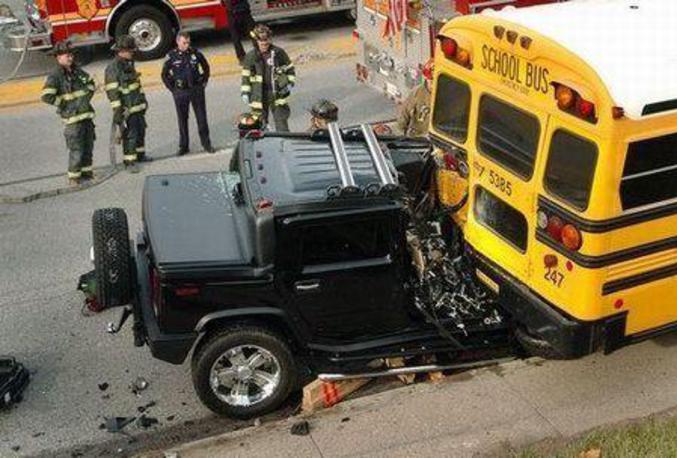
[68,171,82,178]
[198,64,204,75]
[41,87,57,96]
[274,97,288,106]
[123,154,137,161]
[104,82,119,90]
[283,64,295,71]
[53,96,63,106]
[87,85,95,91]
[80,166,93,172]
[64,112,95,124]
[249,101,263,109]
[110,100,122,108]
[287,75,296,82]
[119,82,140,94]
[241,69,251,76]
[128,103,147,114]
[250,75,263,83]
[61,89,88,101]
[136,147,145,153]
[241,85,252,92]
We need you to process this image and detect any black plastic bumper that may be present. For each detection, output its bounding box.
[469,247,607,359]
[133,242,197,365]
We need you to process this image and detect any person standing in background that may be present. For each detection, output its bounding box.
[41,41,96,185]
[223,0,256,63]
[162,31,215,155]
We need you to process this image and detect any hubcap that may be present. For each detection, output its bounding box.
[128,19,162,52]
[209,345,281,407]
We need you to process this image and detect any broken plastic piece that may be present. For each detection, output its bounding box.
[0,357,29,409]
[104,416,136,433]
[290,420,310,436]
[137,415,159,429]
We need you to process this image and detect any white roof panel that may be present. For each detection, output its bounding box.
[483,0,677,119]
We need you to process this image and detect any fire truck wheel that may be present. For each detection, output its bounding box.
[115,5,173,61]
[92,208,132,308]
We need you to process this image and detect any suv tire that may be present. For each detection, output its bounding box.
[92,208,132,308]
[192,326,297,418]
[114,5,173,61]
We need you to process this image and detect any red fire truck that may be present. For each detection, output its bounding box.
[1,0,356,60]
[354,0,562,102]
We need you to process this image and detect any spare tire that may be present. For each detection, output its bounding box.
[92,208,132,308]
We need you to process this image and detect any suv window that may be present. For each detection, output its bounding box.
[477,95,540,180]
[544,130,598,211]
[474,186,528,252]
[621,132,677,210]
[432,74,471,143]
[300,219,389,266]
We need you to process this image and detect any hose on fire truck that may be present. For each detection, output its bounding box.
[0,6,30,85]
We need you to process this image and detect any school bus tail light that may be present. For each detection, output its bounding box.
[538,209,583,252]
[561,224,582,251]
[438,36,472,69]
[554,83,597,123]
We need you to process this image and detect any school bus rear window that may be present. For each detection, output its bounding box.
[477,95,540,180]
[432,74,471,143]
[544,130,598,211]
[474,186,528,252]
[621,132,677,210]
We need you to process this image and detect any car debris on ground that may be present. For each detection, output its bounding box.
[0,356,29,409]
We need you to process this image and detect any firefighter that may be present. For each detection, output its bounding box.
[309,99,339,131]
[241,24,295,132]
[104,35,150,169]
[397,58,434,138]
[162,31,214,156]
[41,41,96,185]
[222,0,256,62]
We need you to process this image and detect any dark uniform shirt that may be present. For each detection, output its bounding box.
[161,48,210,91]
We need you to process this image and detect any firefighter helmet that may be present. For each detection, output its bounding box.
[49,41,74,56]
[422,58,434,81]
[111,34,138,51]
[310,99,339,122]
[251,24,272,41]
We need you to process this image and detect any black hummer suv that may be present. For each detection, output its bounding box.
[85,125,511,418]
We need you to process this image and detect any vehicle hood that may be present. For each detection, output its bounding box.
[142,172,257,278]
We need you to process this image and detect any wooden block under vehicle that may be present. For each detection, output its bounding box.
[302,378,369,413]
[385,357,416,385]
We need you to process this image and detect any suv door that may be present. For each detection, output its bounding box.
[281,211,412,341]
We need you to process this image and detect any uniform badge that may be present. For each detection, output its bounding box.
[76,0,98,20]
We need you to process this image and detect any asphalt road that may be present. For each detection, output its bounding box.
[0,57,396,457]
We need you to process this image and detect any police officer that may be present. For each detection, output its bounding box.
[222,0,255,62]
[308,99,338,131]
[241,24,295,132]
[162,31,214,156]
[41,41,96,185]
[104,35,150,169]
[397,58,434,138]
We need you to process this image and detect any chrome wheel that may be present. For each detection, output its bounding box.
[209,345,281,407]
[128,18,162,52]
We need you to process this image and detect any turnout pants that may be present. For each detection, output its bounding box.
[173,87,211,152]
[228,12,256,61]
[122,113,146,164]
[64,119,95,179]
[258,95,290,132]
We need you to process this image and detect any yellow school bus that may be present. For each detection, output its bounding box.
[429,0,677,358]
